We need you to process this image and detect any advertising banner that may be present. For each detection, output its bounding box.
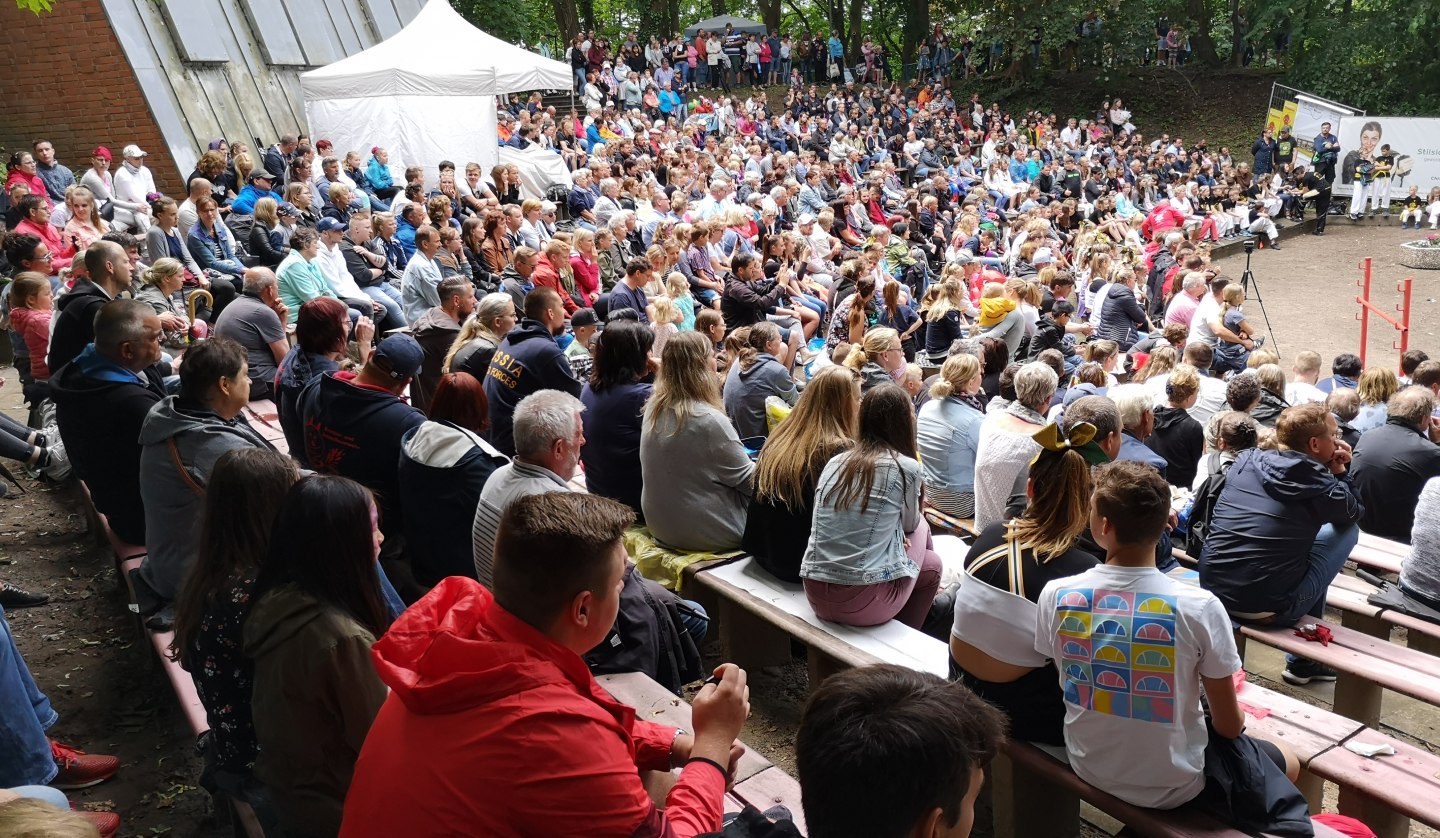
[1336,116,1440,200]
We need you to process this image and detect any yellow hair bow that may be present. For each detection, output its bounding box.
[1032,421,1097,453]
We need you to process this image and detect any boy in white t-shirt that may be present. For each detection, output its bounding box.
[1035,461,1304,824]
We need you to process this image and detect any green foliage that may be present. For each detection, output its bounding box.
[15,0,54,12]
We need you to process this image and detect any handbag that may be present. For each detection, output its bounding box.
[98,199,116,222]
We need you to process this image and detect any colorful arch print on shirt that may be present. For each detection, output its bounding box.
[1054,588,1178,724]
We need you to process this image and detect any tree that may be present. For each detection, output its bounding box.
[14,0,54,11]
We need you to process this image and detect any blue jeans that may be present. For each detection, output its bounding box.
[679,599,709,648]
[363,284,404,331]
[793,292,827,323]
[0,606,59,786]
[1276,523,1359,662]
[9,785,69,809]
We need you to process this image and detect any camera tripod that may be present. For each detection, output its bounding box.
[1239,241,1279,353]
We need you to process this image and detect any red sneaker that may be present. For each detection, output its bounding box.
[78,811,121,838]
[49,740,120,789]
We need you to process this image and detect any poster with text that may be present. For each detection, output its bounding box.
[1336,116,1440,199]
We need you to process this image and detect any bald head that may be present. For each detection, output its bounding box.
[189,177,212,200]
[242,267,278,295]
[1388,386,1437,430]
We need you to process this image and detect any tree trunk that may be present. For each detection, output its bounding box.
[901,0,928,74]
[1229,0,1245,66]
[826,0,847,56]
[847,0,863,59]
[758,0,781,34]
[1185,0,1221,66]
[551,0,580,42]
[577,0,594,34]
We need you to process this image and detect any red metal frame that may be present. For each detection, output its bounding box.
[1354,257,1413,370]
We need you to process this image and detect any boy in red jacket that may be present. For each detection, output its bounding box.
[340,492,749,837]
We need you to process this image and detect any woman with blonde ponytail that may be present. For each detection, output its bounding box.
[843,326,904,393]
[916,353,984,519]
[136,257,194,346]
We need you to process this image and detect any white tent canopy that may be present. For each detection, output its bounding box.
[299,0,571,184]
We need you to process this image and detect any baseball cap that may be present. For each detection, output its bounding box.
[571,308,599,329]
[92,146,112,161]
[798,213,816,225]
[248,170,274,183]
[277,202,301,217]
[122,144,147,158]
[1034,247,1055,265]
[316,217,345,233]
[370,334,423,381]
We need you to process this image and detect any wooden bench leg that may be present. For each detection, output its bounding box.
[806,646,847,689]
[1295,768,1324,816]
[1337,785,1410,838]
[716,600,791,671]
[990,752,1081,838]
[1407,630,1440,658]
[1340,610,1391,641]
[1331,676,1383,729]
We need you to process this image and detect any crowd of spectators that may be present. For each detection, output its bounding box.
[0,35,1437,837]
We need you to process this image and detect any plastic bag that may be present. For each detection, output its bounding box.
[764,395,794,434]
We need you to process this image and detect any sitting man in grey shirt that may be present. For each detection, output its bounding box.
[471,389,583,585]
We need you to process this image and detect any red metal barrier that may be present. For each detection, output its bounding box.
[1354,257,1413,370]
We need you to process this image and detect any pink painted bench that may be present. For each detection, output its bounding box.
[242,398,288,457]
[1237,617,1440,728]
[598,671,806,833]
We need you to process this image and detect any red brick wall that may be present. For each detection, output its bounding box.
[0,1,181,195]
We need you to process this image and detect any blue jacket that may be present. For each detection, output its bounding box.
[1198,447,1362,616]
[367,156,394,191]
[231,184,281,215]
[396,217,418,261]
[916,395,983,494]
[187,222,245,277]
[1117,431,1169,480]
[482,320,582,457]
[579,380,652,515]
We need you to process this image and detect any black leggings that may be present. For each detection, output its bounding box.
[0,412,38,464]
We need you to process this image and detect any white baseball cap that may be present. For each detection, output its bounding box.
[122,144,148,158]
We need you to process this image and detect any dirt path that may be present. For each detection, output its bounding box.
[1,388,213,836]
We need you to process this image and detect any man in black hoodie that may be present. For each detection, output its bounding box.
[298,334,426,537]
[483,286,582,457]
[49,299,166,545]
[49,241,175,373]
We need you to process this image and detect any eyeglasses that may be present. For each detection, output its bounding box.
[36,253,53,262]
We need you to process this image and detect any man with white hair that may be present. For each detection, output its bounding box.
[693,177,733,220]
[471,389,584,585]
[1164,271,1208,330]
[974,362,1059,530]
[567,169,597,231]
[639,189,676,248]
[1109,383,1170,479]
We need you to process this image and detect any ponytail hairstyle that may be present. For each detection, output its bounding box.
[140,257,185,289]
[882,280,902,322]
[843,327,899,371]
[929,353,981,399]
[1011,422,1095,561]
[738,321,780,371]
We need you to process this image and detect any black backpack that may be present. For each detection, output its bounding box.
[584,564,703,694]
[1185,451,1230,557]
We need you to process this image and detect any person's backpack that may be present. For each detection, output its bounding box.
[584,564,703,694]
[1184,451,1230,557]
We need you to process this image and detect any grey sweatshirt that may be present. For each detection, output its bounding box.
[641,403,755,552]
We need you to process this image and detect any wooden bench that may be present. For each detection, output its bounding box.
[242,398,288,458]
[1171,548,1440,655]
[691,559,1439,837]
[599,671,806,833]
[1350,533,1405,576]
[1236,617,1440,729]
[76,481,146,571]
